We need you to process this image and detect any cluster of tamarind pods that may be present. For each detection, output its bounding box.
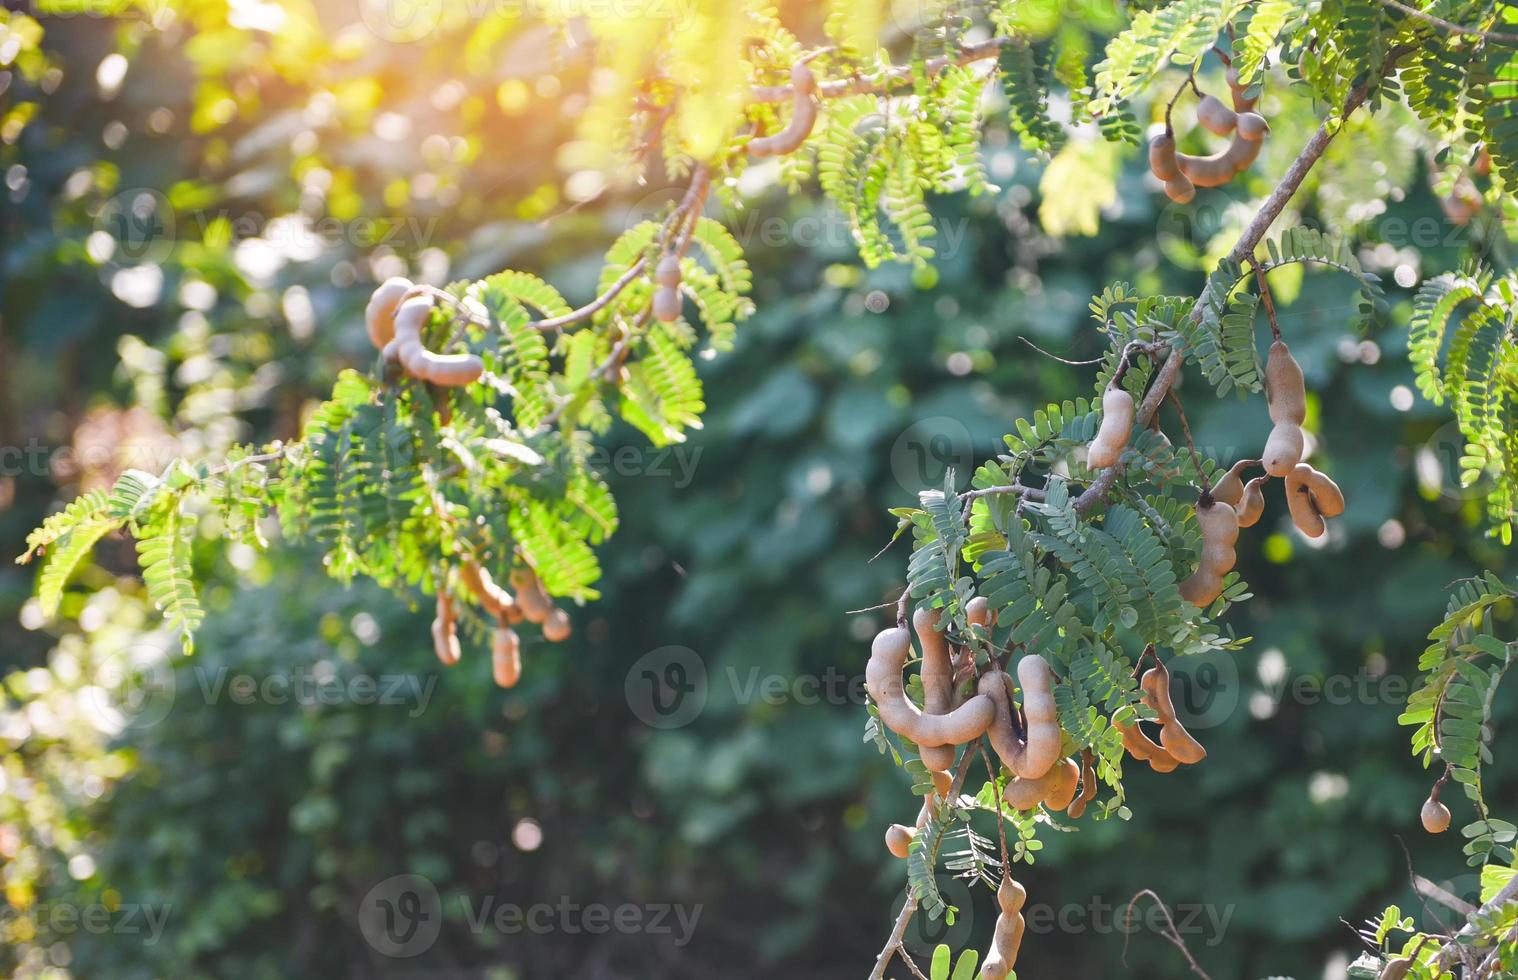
[437,561,572,689]
[1087,333,1345,608]
[866,598,1205,975]
[1148,67,1270,203]
[365,277,486,387]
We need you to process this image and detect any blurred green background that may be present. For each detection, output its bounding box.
[2,5,1514,979]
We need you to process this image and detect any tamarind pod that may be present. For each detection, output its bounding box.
[1116,715,1163,761]
[915,608,956,771]
[510,567,553,624]
[543,607,572,643]
[747,67,819,158]
[1285,465,1327,538]
[652,285,682,323]
[790,60,818,95]
[1178,570,1224,607]
[458,562,519,619]
[1265,339,1307,425]
[1176,134,1261,187]
[1236,111,1270,141]
[1148,131,1182,181]
[432,591,460,667]
[1198,497,1240,556]
[391,294,484,387]
[1068,753,1098,818]
[930,769,952,798]
[885,824,915,859]
[1141,664,1207,764]
[1378,958,1412,980]
[1196,94,1237,136]
[364,277,413,350]
[1262,422,1305,478]
[1236,476,1267,528]
[966,595,994,630]
[1044,758,1082,810]
[1302,467,1345,517]
[1087,385,1136,469]
[1146,749,1181,773]
[1002,758,1077,811]
[1421,795,1451,834]
[981,877,1028,979]
[1164,175,1196,204]
[492,625,521,687]
[981,657,1062,780]
[418,352,486,387]
[866,627,996,747]
[655,254,682,289]
[1211,459,1254,506]
[1227,65,1258,112]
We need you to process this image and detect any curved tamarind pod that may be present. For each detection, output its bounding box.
[1141,662,1207,764]
[1236,111,1270,141]
[1227,65,1258,112]
[509,567,553,624]
[1285,465,1327,538]
[916,607,958,772]
[1002,758,1069,810]
[1164,174,1197,203]
[1421,794,1451,834]
[1087,384,1136,469]
[1177,135,1262,187]
[980,876,1028,980]
[1196,94,1237,136]
[1067,752,1098,818]
[866,627,996,747]
[432,591,461,667]
[1302,466,1345,517]
[885,824,915,859]
[391,294,485,387]
[492,624,521,687]
[1211,459,1254,506]
[886,770,953,859]
[1178,570,1224,607]
[1148,131,1182,181]
[459,562,520,621]
[1265,339,1307,425]
[1043,758,1082,810]
[748,63,819,157]
[981,657,1062,780]
[1180,498,1238,606]
[365,277,413,350]
[1236,476,1267,528]
[1262,422,1305,477]
[543,607,572,643]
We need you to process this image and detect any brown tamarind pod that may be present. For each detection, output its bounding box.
[1179,498,1238,607]
[492,623,521,687]
[1236,476,1267,528]
[542,607,572,643]
[1148,131,1182,181]
[652,286,681,323]
[1211,459,1254,507]
[981,657,1062,780]
[365,277,413,350]
[866,627,996,747]
[1164,174,1197,204]
[886,771,953,859]
[1067,752,1098,818]
[885,824,915,859]
[432,591,461,667]
[1177,134,1262,187]
[1227,65,1258,112]
[655,254,681,288]
[1116,714,1179,772]
[1421,794,1451,834]
[459,561,520,621]
[1196,94,1237,137]
[980,876,1027,980]
[509,567,553,624]
[1141,661,1207,764]
[966,595,994,631]
[916,607,958,772]
[1265,339,1307,425]
[1302,466,1345,517]
[1087,383,1136,469]
[1262,422,1305,478]
[1002,757,1079,811]
[1285,464,1327,538]
[1236,111,1270,141]
[748,63,819,157]
[390,293,485,387]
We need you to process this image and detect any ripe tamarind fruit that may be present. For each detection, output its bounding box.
[1067,751,1098,818]
[1140,661,1206,764]
[1421,791,1451,834]
[1004,757,1080,811]
[1236,476,1267,528]
[980,657,1062,780]
[1178,497,1239,607]
[884,824,915,859]
[459,561,522,623]
[1176,134,1263,187]
[1148,131,1182,180]
[866,627,996,747]
[916,607,958,772]
[543,607,572,643]
[432,590,461,667]
[387,293,485,387]
[885,770,953,859]
[1118,715,1181,772]
[492,621,521,688]
[981,875,1028,980]
[509,567,553,625]
[1210,459,1255,507]
[653,253,682,323]
[1087,381,1136,469]
[1284,464,1332,538]
[748,63,819,157]
[1227,65,1258,112]
[365,277,413,350]
[1236,112,1270,141]
[1300,465,1345,517]
[1165,174,1197,204]
[1195,94,1237,137]
[1262,339,1306,476]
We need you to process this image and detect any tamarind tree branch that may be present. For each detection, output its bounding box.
[750,36,1013,104]
[1375,0,1518,43]
[1072,64,1394,516]
[868,742,984,980]
[1432,873,1518,970]
[528,256,649,332]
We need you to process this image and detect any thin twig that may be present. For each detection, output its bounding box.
[1018,335,1104,365]
[1252,262,1283,343]
[751,36,1013,104]
[1122,890,1214,980]
[1073,60,1397,517]
[529,257,649,332]
[1166,390,1210,495]
[1376,0,1518,43]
